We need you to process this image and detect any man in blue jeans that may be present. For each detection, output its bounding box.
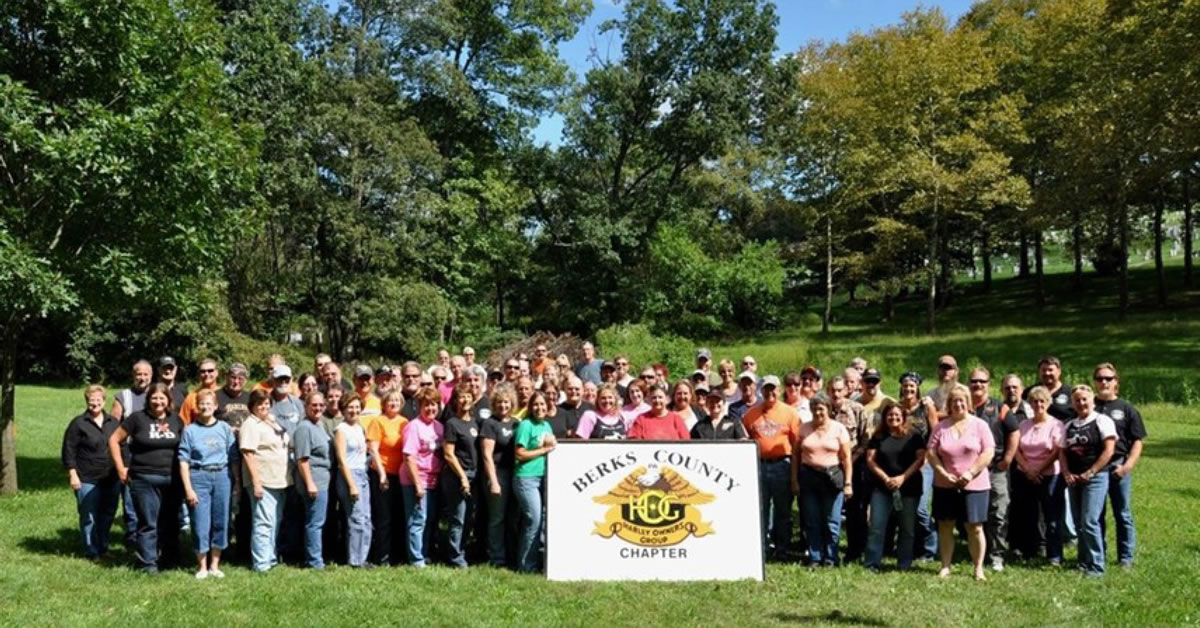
[1093,363,1145,568]
[741,376,801,561]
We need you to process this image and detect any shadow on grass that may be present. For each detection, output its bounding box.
[17,456,69,492]
[770,610,889,626]
[1150,438,1200,462]
[20,526,136,568]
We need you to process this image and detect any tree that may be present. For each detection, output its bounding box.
[0,0,253,493]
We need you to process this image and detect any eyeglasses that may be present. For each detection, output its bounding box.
[199,368,216,374]
[938,364,955,371]
[969,379,989,385]
[1094,376,1115,382]
[276,377,292,382]
[641,375,656,380]
[505,365,519,370]
[433,375,447,382]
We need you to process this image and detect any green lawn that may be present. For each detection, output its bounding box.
[3,269,1200,626]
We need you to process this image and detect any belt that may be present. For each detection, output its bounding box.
[761,457,790,464]
[197,465,228,472]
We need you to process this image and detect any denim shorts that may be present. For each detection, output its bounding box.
[932,487,989,524]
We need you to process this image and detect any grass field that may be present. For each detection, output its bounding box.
[3,269,1200,626]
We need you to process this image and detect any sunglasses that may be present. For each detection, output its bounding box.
[420,382,434,387]
[1094,376,1115,382]
[938,364,955,370]
[199,368,216,374]
[641,374,656,380]
[969,379,989,384]
[505,365,519,370]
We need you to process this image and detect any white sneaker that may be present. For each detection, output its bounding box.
[209,568,225,579]
[195,570,209,580]
[991,558,1004,572]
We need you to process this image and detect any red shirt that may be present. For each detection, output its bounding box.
[628,411,691,441]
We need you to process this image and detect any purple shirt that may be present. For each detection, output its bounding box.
[399,418,444,488]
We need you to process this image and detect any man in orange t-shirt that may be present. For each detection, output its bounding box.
[742,375,800,560]
[179,358,221,425]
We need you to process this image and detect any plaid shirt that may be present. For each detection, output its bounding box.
[832,400,869,459]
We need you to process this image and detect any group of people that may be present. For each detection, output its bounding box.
[61,343,1144,580]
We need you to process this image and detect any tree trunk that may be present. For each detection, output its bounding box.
[937,227,952,308]
[1018,230,1030,278]
[927,200,939,335]
[822,211,832,334]
[1035,231,1046,309]
[1073,205,1084,291]
[1154,193,1166,307]
[981,225,993,293]
[1119,200,1130,318]
[495,279,505,328]
[0,316,19,494]
[1185,176,1193,289]
[882,291,895,322]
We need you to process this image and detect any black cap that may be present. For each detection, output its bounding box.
[863,368,881,383]
[158,356,176,368]
[375,365,393,376]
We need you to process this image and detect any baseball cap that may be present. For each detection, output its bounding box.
[696,348,712,360]
[354,364,373,378]
[228,363,249,377]
[738,370,757,382]
[863,368,881,383]
[761,375,781,389]
[601,360,616,371]
[938,355,958,369]
[690,369,708,380]
[158,356,176,369]
[899,371,923,385]
[271,364,293,379]
[694,381,711,394]
[375,365,393,376]
[800,365,822,380]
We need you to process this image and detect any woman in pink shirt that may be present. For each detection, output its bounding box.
[926,387,995,580]
[628,387,690,441]
[399,387,444,567]
[621,380,650,425]
[791,398,852,566]
[1011,386,1066,565]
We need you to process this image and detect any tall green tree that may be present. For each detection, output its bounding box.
[0,0,253,493]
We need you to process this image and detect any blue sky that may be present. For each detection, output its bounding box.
[532,0,977,145]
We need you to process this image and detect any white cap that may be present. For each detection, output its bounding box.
[271,364,293,379]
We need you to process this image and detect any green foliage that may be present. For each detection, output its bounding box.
[357,280,453,363]
[594,322,694,379]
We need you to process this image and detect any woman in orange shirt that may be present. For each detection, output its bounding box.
[366,391,408,566]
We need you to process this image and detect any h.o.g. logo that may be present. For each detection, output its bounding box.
[593,464,715,547]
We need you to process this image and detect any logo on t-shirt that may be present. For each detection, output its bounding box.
[501,428,513,438]
[592,464,714,549]
[469,428,478,438]
[752,419,781,439]
[1109,409,1125,421]
[478,408,492,420]
[1055,394,1069,405]
[150,423,176,439]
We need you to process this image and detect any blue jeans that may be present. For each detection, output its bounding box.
[401,484,439,566]
[1062,487,1076,540]
[1102,469,1136,564]
[865,489,918,569]
[1011,471,1064,561]
[916,465,936,558]
[513,475,546,572]
[1069,472,1110,575]
[486,468,513,567]
[76,476,120,558]
[759,458,792,558]
[129,472,182,572]
[249,487,286,572]
[336,468,373,567]
[441,469,477,567]
[303,487,329,568]
[798,466,844,565]
[121,482,138,545]
[188,468,231,555]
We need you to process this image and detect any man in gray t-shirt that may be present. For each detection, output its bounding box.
[292,393,333,569]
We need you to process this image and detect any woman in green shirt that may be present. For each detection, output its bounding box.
[512,391,556,572]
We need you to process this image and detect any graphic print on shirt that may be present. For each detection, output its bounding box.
[750,419,781,440]
[593,464,714,547]
[150,422,176,440]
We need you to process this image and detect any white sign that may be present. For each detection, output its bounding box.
[545,441,764,581]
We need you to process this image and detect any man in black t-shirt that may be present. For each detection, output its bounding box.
[399,361,423,419]
[554,376,594,439]
[969,367,1019,572]
[156,356,188,413]
[1092,363,1146,567]
[215,363,252,429]
[1025,356,1075,421]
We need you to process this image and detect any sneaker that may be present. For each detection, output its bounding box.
[1048,558,1062,567]
[195,570,209,580]
[209,568,225,579]
[1118,560,1133,569]
[991,558,1004,572]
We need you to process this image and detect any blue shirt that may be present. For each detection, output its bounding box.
[293,420,332,490]
[270,395,305,436]
[177,420,237,468]
[575,358,605,385]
